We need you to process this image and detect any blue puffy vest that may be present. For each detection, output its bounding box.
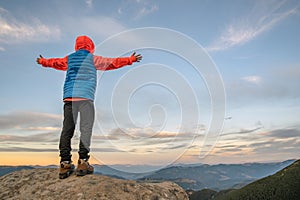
[63,50,97,101]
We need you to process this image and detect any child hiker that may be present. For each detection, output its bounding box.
[36,35,142,179]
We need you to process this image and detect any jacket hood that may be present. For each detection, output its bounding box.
[75,35,95,53]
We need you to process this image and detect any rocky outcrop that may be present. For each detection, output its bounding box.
[0,168,188,200]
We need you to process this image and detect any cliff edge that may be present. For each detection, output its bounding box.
[0,168,188,200]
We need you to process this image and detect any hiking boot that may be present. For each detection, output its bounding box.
[59,161,75,179]
[76,158,94,176]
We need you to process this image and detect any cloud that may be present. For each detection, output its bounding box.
[0,146,125,153]
[220,127,300,151]
[187,126,300,163]
[250,138,300,155]
[222,126,262,136]
[91,147,125,152]
[0,111,62,130]
[221,127,300,145]
[266,128,300,138]
[85,0,93,8]
[166,143,190,150]
[239,127,263,134]
[0,46,5,51]
[0,132,59,142]
[64,16,126,40]
[241,76,262,85]
[226,64,300,102]
[0,7,61,44]
[117,0,159,20]
[0,131,60,152]
[207,0,299,51]
[0,147,57,152]
[136,4,159,19]
[150,131,184,138]
[24,127,61,131]
[103,127,201,140]
[90,127,201,155]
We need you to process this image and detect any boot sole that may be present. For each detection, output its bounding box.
[59,169,74,179]
[76,169,93,176]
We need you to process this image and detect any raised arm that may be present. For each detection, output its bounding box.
[94,52,142,71]
[36,55,68,71]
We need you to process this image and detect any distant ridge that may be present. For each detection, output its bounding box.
[139,159,295,190]
[189,159,300,200]
[216,159,300,200]
[0,159,296,191]
[0,166,34,176]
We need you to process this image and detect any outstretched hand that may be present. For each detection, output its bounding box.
[131,52,142,62]
[36,55,43,64]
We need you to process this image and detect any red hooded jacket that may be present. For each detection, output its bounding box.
[39,35,137,71]
[39,35,137,101]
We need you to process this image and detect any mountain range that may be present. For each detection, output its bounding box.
[138,159,295,190]
[0,159,295,191]
[189,159,300,200]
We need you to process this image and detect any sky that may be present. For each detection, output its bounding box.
[0,0,300,167]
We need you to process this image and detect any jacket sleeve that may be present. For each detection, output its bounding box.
[93,55,137,71]
[39,56,68,71]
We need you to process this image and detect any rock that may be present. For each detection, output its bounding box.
[0,168,188,200]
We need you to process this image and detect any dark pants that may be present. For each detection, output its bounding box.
[59,100,95,162]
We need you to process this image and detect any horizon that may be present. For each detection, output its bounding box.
[0,0,300,167]
[0,152,298,167]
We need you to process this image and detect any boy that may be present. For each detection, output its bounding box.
[36,35,142,179]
